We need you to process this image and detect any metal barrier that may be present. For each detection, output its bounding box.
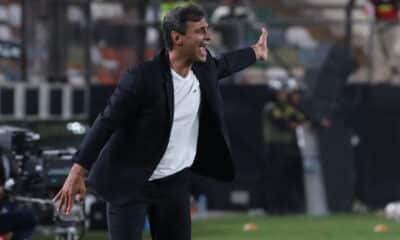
[0,83,87,121]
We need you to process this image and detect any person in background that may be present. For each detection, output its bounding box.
[211,0,256,50]
[262,80,305,215]
[288,83,331,129]
[367,0,400,83]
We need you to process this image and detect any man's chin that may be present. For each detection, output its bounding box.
[195,55,207,63]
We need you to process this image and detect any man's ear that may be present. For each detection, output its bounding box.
[171,30,183,47]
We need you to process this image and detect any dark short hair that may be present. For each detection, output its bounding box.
[162,4,205,50]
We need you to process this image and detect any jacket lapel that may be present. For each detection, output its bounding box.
[192,62,216,115]
[164,75,174,126]
[158,49,174,125]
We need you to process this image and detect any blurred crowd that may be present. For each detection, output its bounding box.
[0,0,397,86]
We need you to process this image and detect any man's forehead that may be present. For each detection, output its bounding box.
[187,18,208,28]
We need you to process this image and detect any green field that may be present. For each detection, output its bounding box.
[34,213,400,240]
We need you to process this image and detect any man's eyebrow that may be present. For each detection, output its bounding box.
[198,25,208,30]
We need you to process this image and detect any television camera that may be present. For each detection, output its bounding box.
[0,125,85,240]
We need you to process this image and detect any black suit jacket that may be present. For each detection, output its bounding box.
[74,47,256,204]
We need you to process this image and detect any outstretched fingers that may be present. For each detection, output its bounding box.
[53,190,62,203]
[58,192,67,212]
[53,189,74,215]
[258,27,268,46]
[66,191,73,214]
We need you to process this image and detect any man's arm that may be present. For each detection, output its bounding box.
[54,68,144,215]
[74,69,144,170]
[212,28,268,79]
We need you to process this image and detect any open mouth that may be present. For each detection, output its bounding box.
[200,46,206,55]
[199,42,209,56]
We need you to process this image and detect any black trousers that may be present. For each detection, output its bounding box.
[107,169,191,240]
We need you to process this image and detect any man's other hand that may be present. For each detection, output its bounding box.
[53,163,87,215]
[252,27,269,61]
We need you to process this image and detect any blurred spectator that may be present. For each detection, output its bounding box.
[370,0,398,21]
[262,80,305,215]
[366,0,400,83]
[211,0,257,84]
[265,67,289,83]
[211,0,256,50]
[92,41,138,85]
[285,26,318,50]
[0,24,12,42]
[90,2,141,85]
[0,1,22,82]
[91,2,124,21]
[66,63,85,86]
[145,3,159,51]
[67,6,86,27]
[287,79,332,129]
[0,2,21,29]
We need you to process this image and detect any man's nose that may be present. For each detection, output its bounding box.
[204,31,211,41]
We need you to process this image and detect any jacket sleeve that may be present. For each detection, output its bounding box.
[211,47,257,80]
[73,68,144,171]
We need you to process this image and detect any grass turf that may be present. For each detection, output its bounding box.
[34,213,400,240]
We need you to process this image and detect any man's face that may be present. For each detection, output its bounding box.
[176,18,211,62]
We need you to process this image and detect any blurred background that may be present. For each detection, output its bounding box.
[1,0,400,239]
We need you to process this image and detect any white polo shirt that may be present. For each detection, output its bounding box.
[149,68,201,180]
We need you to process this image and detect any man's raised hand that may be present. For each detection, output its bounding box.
[252,27,269,61]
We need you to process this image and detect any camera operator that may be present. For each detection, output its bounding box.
[0,152,37,240]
